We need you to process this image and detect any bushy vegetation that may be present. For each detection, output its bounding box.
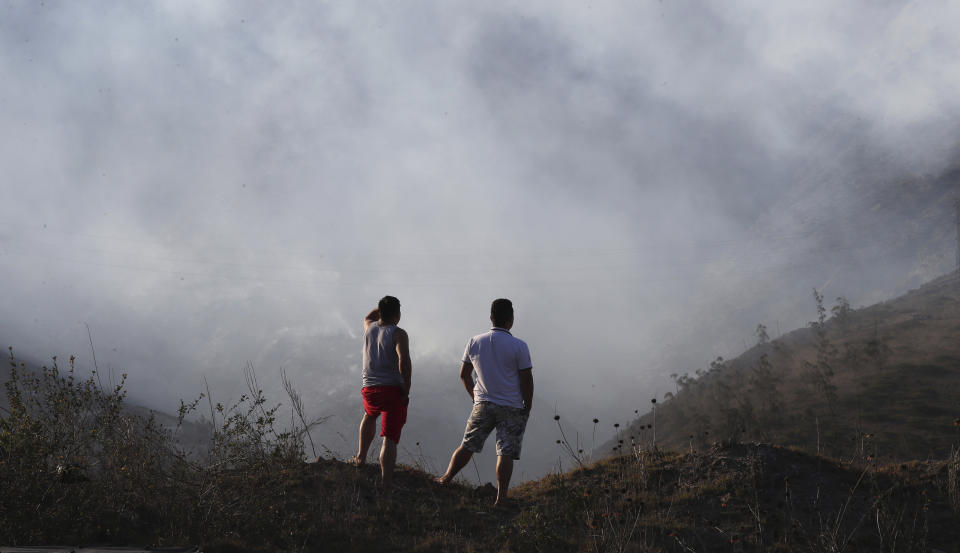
[0,348,308,548]
[1,350,173,543]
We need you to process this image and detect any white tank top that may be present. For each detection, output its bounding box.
[362,322,403,388]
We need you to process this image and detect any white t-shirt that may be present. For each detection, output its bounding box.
[461,328,532,409]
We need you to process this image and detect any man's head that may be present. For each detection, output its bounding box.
[490,298,514,329]
[379,295,401,323]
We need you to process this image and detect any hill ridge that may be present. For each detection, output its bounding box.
[610,271,960,462]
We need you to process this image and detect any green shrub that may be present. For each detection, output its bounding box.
[0,349,307,547]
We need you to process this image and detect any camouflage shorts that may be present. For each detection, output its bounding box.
[461,401,530,460]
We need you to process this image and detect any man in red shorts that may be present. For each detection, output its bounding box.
[351,295,411,491]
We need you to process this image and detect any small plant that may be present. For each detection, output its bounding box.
[553,412,584,470]
[948,447,960,513]
[804,288,839,411]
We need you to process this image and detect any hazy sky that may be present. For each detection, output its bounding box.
[2,1,959,428]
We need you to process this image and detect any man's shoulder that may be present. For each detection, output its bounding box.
[490,331,529,352]
[464,330,493,351]
[470,329,495,341]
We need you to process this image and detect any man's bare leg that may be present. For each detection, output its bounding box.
[436,445,473,484]
[494,455,514,507]
[380,437,397,490]
[352,413,377,466]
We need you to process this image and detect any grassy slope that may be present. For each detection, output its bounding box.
[6,438,957,552]
[191,443,959,553]
[613,272,960,463]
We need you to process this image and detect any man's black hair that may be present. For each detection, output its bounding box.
[379,295,401,320]
[490,298,513,327]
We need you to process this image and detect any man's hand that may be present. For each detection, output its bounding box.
[364,308,380,330]
[395,328,412,396]
[519,368,533,414]
[459,361,475,401]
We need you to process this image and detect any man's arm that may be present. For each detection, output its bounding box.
[459,361,475,401]
[518,368,533,414]
[394,328,412,395]
[364,308,380,331]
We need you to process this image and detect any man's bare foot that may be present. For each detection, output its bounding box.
[435,475,451,485]
[349,456,365,467]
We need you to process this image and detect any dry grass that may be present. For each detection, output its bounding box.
[2,352,958,552]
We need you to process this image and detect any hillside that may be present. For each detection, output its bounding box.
[5,276,960,551]
[4,441,958,552]
[610,271,960,462]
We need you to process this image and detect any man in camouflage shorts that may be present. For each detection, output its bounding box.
[436,299,534,507]
[462,402,528,460]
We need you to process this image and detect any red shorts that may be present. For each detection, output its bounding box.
[361,386,408,443]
